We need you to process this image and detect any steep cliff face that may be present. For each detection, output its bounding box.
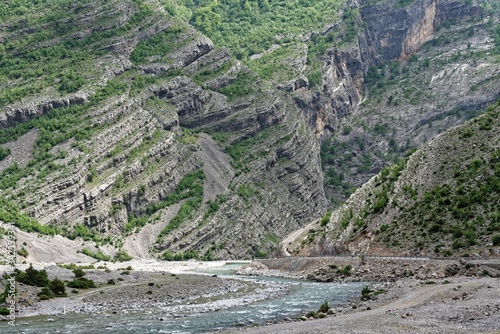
[310,0,500,205]
[298,0,485,135]
[359,0,481,63]
[287,102,500,258]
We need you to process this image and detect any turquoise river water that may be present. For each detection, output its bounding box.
[4,263,365,334]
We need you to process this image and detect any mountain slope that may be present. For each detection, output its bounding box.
[0,0,326,262]
[289,101,500,257]
[0,0,499,263]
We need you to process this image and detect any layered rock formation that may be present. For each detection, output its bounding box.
[0,0,498,263]
[0,0,326,261]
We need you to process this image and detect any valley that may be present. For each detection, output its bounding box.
[0,0,499,331]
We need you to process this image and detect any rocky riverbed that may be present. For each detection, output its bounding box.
[213,276,500,334]
[0,260,291,321]
[217,257,500,334]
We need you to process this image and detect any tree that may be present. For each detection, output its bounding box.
[16,264,49,287]
[49,278,66,297]
[73,268,85,278]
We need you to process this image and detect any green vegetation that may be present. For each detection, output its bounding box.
[158,0,359,86]
[0,0,158,106]
[67,224,96,241]
[114,250,133,262]
[320,139,358,204]
[15,264,49,287]
[320,210,333,227]
[353,103,500,255]
[237,184,257,200]
[0,198,59,235]
[16,247,29,258]
[37,278,67,299]
[57,263,95,270]
[338,264,352,276]
[223,125,288,173]
[0,147,9,161]
[148,169,206,243]
[168,0,343,60]
[304,301,330,319]
[217,69,257,101]
[254,250,268,259]
[161,250,201,261]
[127,170,204,233]
[397,0,417,7]
[67,269,96,289]
[318,300,331,313]
[361,286,386,300]
[12,264,66,299]
[81,248,111,261]
[130,26,186,64]
[158,197,203,238]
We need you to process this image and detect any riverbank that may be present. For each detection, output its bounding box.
[0,260,287,320]
[214,275,500,334]
[215,257,500,334]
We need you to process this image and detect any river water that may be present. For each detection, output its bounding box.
[6,263,365,334]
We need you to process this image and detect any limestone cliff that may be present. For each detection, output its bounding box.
[305,0,500,205]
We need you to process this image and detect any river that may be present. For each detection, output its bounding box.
[5,263,365,333]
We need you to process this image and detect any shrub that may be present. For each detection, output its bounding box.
[373,191,389,213]
[338,265,352,276]
[320,211,332,227]
[318,300,330,313]
[16,247,29,257]
[49,278,66,297]
[162,250,175,261]
[305,311,319,318]
[114,250,133,262]
[37,286,54,298]
[493,235,500,246]
[81,248,111,261]
[0,307,10,315]
[67,277,96,289]
[107,279,116,285]
[361,286,372,300]
[73,268,85,278]
[255,250,267,258]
